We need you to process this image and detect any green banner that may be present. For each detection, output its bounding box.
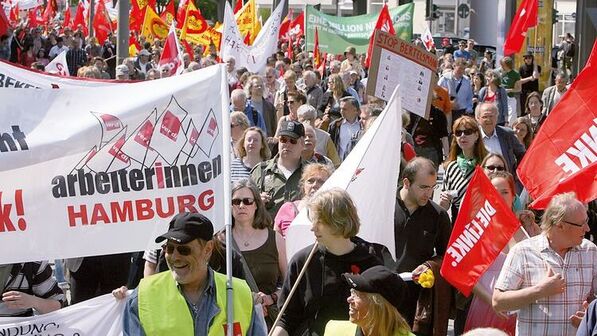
[305,4,414,55]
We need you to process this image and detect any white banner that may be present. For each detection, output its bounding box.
[0,294,125,336]
[221,0,285,74]
[45,50,70,77]
[0,65,230,264]
[0,60,117,89]
[285,86,402,260]
[14,0,42,10]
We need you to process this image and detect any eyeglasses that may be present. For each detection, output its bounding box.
[562,218,588,228]
[454,129,476,137]
[279,136,298,144]
[484,165,505,172]
[162,243,192,256]
[232,198,255,206]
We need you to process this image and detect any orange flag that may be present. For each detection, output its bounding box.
[313,27,321,68]
[142,5,168,40]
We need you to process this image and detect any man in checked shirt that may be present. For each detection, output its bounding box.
[493,192,597,335]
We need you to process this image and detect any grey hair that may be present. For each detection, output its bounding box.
[540,192,583,231]
[297,104,318,121]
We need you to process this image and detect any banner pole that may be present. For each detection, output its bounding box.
[268,243,319,336]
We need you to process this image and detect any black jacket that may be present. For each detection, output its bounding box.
[277,239,384,336]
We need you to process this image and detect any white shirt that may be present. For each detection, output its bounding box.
[338,119,361,159]
[480,128,503,156]
[49,45,69,59]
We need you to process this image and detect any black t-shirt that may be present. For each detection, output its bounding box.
[519,64,541,93]
[406,107,448,148]
[394,197,452,273]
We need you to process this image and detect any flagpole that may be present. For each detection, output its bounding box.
[268,243,319,336]
[88,0,94,38]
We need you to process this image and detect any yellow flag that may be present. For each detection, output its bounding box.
[129,43,139,57]
[180,0,210,45]
[141,6,168,40]
[234,0,258,44]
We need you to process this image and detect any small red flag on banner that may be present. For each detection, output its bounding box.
[440,166,520,296]
[365,4,395,68]
[517,40,597,209]
[503,0,538,55]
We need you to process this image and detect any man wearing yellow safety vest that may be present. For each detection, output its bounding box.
[113,212,267,336]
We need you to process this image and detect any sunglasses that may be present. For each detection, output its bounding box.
[162,243,192,256]
[232,198,255,206]
[454,129,476,137]
[279,136,298,144]
[484,165,505,172]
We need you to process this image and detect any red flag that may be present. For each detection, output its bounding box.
[72,1,87,34]
[181,38,194,59]
[289,11,304,40]
[440,167,521,296]
[160,0,175,25]
[129,0,146,33]
[9,3,19,26]
[243,31,250,45]
[129,32,141,50]
[159,23,184,76]
[92,1,112,44]
[517,40,597,209]
[503,0,538,55]
[317,52,327,78]
[233,0,242,14]
[286,34,293,60]
[278,10,291,39]
[42,0,57,24]
[0,3,10,36]
[175,0,188,29]
[63,6,71,29]
[365,4,395,68]
[27,8,43,28]
[313,27,321,68]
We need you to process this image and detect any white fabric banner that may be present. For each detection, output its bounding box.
[285,86,402,260]
[0,294,125,336]
[45,50,70,77]
[0,60,117,89]
[14,0,42,10]
[0,65,230,264]
[221,0,285,74]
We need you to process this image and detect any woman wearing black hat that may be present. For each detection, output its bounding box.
[324,266,414,336]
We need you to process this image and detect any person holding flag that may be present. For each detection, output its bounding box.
[493,193,597,335]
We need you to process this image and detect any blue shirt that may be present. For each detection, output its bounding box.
[122,268,267,336]
[453,49,471,61]
[437,73,473,113]
[229,102,268,137]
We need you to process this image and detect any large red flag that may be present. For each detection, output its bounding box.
[517,40,597,209]
[42,0,57,25]
[92,1,112,44]
[63,6,71,29]
[0,3,10,36]
[9,3,19,26]
[278,10,291,39]
[175,0,188,29]
[72,1,87,34]
[365,4,395,68]
[503,0,538,56]
[159,23,184,76]
[129,0,146,33]
[313,27,321,68]
[440,167,521,296]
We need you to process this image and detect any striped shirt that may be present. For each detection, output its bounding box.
[231,158,253,184]
[0,261,66,316]
[66,48,88,76]
[442,160,475,209]
[495,234,597,336]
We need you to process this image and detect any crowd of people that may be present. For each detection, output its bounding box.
[1,15,596,336]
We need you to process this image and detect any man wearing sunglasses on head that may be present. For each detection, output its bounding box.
[113,212,266,336]
[251,120,307,218]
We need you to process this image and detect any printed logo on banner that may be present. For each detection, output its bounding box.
[51,95,223,227]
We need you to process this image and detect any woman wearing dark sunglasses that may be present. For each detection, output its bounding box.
[439,116,488,220]
[225,179,287,329]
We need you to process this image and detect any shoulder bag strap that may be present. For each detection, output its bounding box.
[229,234,260,293]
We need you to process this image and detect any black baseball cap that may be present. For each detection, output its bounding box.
[343,266,406,309]
[278,120,305,139]
[155,212,214,244]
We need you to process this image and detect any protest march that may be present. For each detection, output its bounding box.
[0,0,596,335]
